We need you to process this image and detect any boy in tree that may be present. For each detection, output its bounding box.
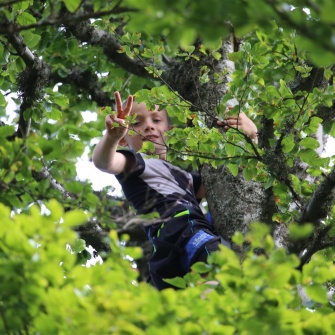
[93,91,258,290]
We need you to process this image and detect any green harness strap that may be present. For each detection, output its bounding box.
[173,209,190,218]
[156,210,190,238]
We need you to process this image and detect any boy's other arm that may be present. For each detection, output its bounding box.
[196,113,258,198]
[217,112,258,143]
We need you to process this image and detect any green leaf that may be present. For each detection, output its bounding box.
[182,322,203,334]
[123,246,143,260]
[84,192,100,206]
[64,181,84,193]
[191,261,212,274]
[0,125,15,138]
[0,90,7,106]
[320,1,335,23]
[328,122,335,137]
[21,31,41,49]
[3,195,22,208]
[279,79,293,98]
[305,284,328,304]
[232,231,244,246]
[266,85,280,99]
[163,277,186,289]
[45,199,64,221]
[69,238,86,253]
[212,51,221,60]
[304,117,323,135]
[48,107,63,120]
[62,0,81,12]
[263,176,275,190]
[28,143,43,156]
[251,42,269,56]
[16,12,36,25]
[299,137,320,150]
[140,141,155,154]
[243,164,257,180]
[63,209,89,227]
[288,223,314,240]
[227,163,239,177]
[229,51,244,62]
[298,149,325,167]
[53,95,69,109]
[282,135,295,153]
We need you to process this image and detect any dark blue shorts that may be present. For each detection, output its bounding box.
[147,210,223,290]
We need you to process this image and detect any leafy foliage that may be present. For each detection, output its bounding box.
[2,204,335,334]
[1,0,335,333]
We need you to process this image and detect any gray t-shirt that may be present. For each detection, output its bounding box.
[115,150,203,220]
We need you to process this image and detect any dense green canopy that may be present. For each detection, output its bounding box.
[1,0,335,333]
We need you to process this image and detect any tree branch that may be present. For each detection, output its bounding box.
[32,167,75,199]
[296,224,334,270]
[0,7,138,35]
[65,19,153,79]
[1,3,151,81]
[5,32,35,67]
[288,66,326,95]
[50,69,114,107]
[267,0,335,55]
[6,32,50,138]
[299,166,335,225]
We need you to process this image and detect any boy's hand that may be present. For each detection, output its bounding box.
[217,111,258,143]
[105,91,133,141]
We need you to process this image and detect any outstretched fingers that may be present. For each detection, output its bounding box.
[114,91,123,117]
[114,91,133,119]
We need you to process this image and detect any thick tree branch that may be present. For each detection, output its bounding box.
[5,32,35,66]
[1,3,151,82]
[267,1,335,55]
[299,166,335,225]
[288,65,335,126]
[32,167,113,253]
[7,31,117,110]
[51,69,114,107]
[296,224,334,270]
[65,19,154,79]
[258,116,274,150]
[75,220,111,253]
[318,239,335,251]
[289,67,326,94]
[262,143,302,206]
[6,32,50,138]
[0,6,137,35]
[32,167,75,199]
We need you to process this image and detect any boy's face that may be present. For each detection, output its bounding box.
[122,102,172,157]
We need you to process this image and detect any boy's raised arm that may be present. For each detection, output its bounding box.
[92,92,133,175]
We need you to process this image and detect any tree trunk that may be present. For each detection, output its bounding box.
[165,37,280,250]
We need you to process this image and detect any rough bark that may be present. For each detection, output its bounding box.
[165,37,278,250]
[201,165,275,239]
